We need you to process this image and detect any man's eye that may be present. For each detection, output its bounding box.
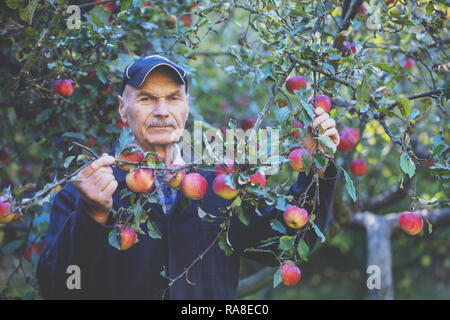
[141,97,150,101]
[172,96,180,100]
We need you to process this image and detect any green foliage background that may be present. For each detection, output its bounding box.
[0,0,448,299]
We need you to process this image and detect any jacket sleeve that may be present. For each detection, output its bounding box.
[36,182,113,299]
[228,163,337,266]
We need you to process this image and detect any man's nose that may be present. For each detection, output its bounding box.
[153,98,170,117]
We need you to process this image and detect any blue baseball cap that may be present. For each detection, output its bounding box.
[120,54,188,96]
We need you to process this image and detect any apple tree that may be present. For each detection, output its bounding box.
[0,0,448,299]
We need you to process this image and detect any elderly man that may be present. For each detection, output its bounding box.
[37,55,339,299]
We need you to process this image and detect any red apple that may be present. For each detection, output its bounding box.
[285,75,307,94]
[117,224,136,250]
[0,196,14,224]
[181,172,208,200]
[358,3,366,15]
[96,0,120,14]
[403,57,414,70]
[220,102,230,111]
[283,206,309,229]
[249,171,266,188]
[143,2,151,6]
[240,117,256,131]
[342,41,356,57]
[350,158,368,176]
[281,263,302,286]
[337,130,355,152]
[19,165,32,177]
[180,14,193,26]
[215,158,235,176]
[238,97,249,106]
[165,164,186,190]
[126,168,154,192]
[83,70,96,80]
[0,147,11,165]
[398,212,423,235]
[116,120,128,130]
[213,173,239,200]
[53,79,74,97]
[288,148,312,172]
[118,144,145,171]
[24,243,42,262]
[290,121,303,139]
[101,81,113,97]
[341,127,359,144]
[308,95,332,113]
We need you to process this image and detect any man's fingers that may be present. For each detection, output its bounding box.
[312,112,330,129]
[323,127,340,145]
[78,154,115,180]
[314,107,325,116]
[94,174,116,193]
[101,180,118,197]
[320,118,336,131]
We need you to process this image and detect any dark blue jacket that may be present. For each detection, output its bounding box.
[36,160,337,300]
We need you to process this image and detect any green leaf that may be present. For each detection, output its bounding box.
[270,219,286,234]
[315,134,337,155]
[341,167,356,202]
[218,231,234,256]
[425,218,432,234]
[95,61,109,84]
[6,0,23,10]
[116,126,135,155]
[19,0,39,25]
[302,150,312,175]
[230,195,241,209]
[396,97,413,119]
[274,104,291,123]
[297,239,309,261]
[2,239,24,255]
[279,235,294,251]
[373,63,396,73]
[273,268,283,288]
[64,156,76,169]
[198,207,218,222]
[400,153,416,178]
[310,220,326,243]
[356,75,370,108]
[147,221,162,239]
[62,132,86,140]
[237,206,249,226]
[120,0,132,11]
[108,229,121,250]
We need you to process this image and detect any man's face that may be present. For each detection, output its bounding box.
[118,67,189,149]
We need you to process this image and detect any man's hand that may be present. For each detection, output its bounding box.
[74,153,118,224]
[301,107,340,177]
[302,107,340,155]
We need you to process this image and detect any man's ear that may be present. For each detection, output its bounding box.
[118,95,128,123]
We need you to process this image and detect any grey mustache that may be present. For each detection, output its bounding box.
[145,120,177,128]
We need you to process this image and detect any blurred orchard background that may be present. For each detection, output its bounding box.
[0,0,449,300]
